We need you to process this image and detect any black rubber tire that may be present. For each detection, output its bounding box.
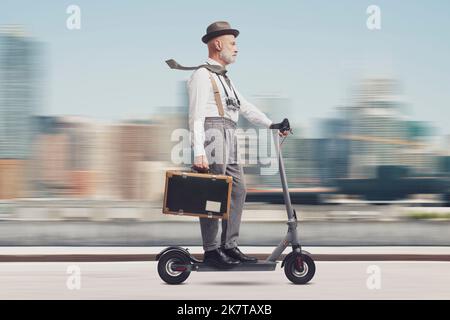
[157,251,191,285]
[284,253,316,285]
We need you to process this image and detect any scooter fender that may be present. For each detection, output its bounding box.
[281,250,312,268]
[155,246,201,263]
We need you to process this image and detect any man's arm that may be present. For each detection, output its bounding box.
[233,85,272,128]
[188,68,210,167]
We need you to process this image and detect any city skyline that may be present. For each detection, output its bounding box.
[0,33,448,199]
[0,1,449,138]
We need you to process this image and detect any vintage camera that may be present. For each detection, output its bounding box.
[225,97,240,111]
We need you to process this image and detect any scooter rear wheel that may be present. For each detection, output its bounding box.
[284,253,315,284]
[157,251,191,285]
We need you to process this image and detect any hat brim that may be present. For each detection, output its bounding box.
[202,29,240,44]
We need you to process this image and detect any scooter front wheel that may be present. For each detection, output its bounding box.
[157,251,191,285]
[284,253,315,284]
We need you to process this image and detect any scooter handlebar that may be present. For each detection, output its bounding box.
[270,118,292,134]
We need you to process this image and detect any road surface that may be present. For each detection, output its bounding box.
[0,261,448,299]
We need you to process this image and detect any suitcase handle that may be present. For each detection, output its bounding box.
[191,165,211,174]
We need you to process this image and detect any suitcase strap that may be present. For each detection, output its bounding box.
[191,165,211,174]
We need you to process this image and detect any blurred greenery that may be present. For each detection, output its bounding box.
[407,212,450,220]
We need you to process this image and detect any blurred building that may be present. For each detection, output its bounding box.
[29,112,188,201]
[321,118,351,183]
[90,122,119,199]
[439,156,450,177]
[115,123,152,200]
[251,94,294,126]
[340,78,438,178]
[447,135,450,155]
[30,116,98,198]
[114,114,186,201]
[344,79,406,177]
[284,138,321,188]
[0,26,44,198]
[0,159,25,199]
[237,95,304,188]
[31,116,70,197]
[152,106,189,162]
[64,116,98,197]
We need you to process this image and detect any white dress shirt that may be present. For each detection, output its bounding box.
[187,58,273,157]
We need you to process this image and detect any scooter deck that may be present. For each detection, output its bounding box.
[191,260,277,272]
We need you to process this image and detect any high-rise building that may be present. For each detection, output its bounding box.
[335,78,441,178]
[343,79,411,177]
[0,26,44,198]
[321,118,351,183]
[0,25,43,159]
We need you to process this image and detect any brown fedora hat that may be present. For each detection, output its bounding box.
[201,21,240,44]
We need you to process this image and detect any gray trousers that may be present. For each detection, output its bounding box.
[199,117,247,251]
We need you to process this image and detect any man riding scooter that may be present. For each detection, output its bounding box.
[186,21,290,269]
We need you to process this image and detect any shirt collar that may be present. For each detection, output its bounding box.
[206,58,225,67]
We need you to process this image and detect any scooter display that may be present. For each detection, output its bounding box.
[156,119,316,284]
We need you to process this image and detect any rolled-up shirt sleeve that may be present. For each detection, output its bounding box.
[187,68,210,157]
[233,85,273,128]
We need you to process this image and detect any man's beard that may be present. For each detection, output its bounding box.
[219,49,236,64]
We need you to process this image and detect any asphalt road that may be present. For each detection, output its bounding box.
[0,261,448,299]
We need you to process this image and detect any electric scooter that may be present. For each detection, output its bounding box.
[156,119,316,284]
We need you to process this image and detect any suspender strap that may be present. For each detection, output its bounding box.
[208,71,225,117]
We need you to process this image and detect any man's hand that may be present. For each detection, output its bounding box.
[193,155,209,172]
[270,118,292,137]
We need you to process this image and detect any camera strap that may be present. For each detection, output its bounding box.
[206,63,241,106]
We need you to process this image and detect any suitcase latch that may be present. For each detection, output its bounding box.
[178,209,184,215]
[207,212,213,218]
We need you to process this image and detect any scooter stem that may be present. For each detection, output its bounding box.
[272,130,295,221]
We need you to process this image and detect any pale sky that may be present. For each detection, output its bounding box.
[1,0,449,137]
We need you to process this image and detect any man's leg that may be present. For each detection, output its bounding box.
[220,164,257,262]
[221,163,246,249]
[198,219,219,252]
[198,161,240,268]
[198,162,225,251]
[200,119,240,267]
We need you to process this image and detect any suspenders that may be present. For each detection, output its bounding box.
[206,68,240,117]
[208,72,225,117]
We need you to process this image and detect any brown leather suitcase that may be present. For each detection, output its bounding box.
[163,170,233,219]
